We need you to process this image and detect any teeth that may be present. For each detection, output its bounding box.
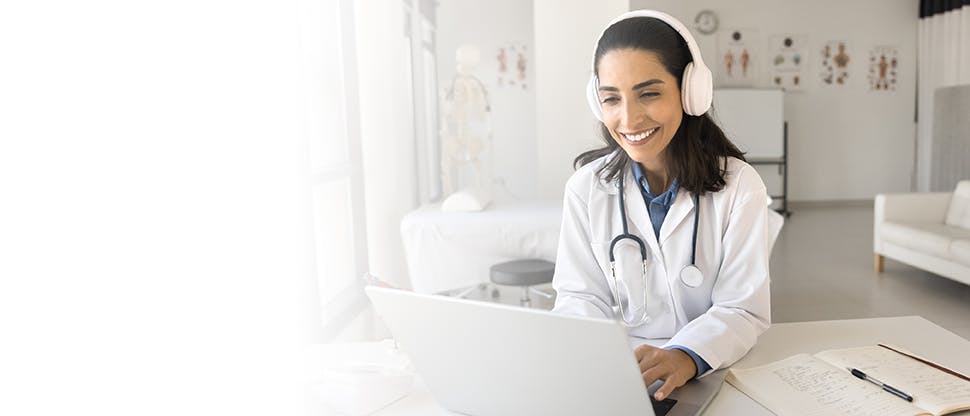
[623,128,657,142]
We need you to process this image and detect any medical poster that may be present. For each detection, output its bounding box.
[716,29,758,87]
[768,34,807,91]
[496,43,529,90]
[868,46,897,91]
[820,41,851,87]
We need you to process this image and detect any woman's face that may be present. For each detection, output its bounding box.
[596,48,683,170]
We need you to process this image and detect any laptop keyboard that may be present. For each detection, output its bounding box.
[650,397,677,416]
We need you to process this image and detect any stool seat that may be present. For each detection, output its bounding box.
[490,259,555,286]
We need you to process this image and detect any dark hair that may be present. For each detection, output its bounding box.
[574,17,745,195]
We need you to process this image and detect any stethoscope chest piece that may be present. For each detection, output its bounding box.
[680,264,703,288]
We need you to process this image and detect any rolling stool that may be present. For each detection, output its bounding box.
[489,259,555,308]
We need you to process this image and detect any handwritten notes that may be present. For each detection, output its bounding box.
[728,354,927,416]
[817,346,970,415]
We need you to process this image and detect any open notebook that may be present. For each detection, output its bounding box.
[726,345,970,416]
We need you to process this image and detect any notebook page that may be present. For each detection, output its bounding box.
[816,346,970,415]
[727,354,927,416]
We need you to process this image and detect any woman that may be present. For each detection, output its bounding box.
[552,10,771,401]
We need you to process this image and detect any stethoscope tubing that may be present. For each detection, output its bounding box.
[609,175,702,327]
[614,177,700,267]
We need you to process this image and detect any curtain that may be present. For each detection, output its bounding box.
[917,0,970,191]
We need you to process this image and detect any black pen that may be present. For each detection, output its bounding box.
[848,367,914,402]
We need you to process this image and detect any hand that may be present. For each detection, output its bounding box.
[634,344,697,401]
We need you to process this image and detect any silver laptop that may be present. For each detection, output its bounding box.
[365,286,724,416]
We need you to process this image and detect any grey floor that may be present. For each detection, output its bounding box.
[472,203,970,339]
[770,203,970,339]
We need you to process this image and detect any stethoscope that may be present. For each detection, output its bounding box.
[608,177,703,327]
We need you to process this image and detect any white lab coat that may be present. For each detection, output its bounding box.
[552,153,771,376]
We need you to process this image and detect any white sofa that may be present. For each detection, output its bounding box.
[873,180,970,285]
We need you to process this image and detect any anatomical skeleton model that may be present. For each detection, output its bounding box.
[439,45,493,197]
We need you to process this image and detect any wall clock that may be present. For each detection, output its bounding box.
[694,10,719,35]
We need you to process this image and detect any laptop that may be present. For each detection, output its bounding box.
[365,286,724,416]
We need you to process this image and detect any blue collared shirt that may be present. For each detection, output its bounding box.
[631,162,679,240]
[631,163,712,378]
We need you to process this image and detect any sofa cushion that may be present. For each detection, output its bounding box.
[880,221,970,258]
[945,180,970,230]
[951,240,970,267]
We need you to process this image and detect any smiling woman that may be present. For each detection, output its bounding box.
[552,10,772,403]
[596,49,683,193]
[576,15,743,195]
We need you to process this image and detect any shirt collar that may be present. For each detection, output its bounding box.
[631,162,679,203]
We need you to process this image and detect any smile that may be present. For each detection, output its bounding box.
[622,127,659,143]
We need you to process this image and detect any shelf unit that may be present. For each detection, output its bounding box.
[748,121,791,217]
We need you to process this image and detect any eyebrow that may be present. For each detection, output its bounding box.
[598,79,665,92]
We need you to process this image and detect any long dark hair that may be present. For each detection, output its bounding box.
[574,16,744,195]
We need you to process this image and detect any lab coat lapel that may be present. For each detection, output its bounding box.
[621,170,662,255]
[659,188,694,246]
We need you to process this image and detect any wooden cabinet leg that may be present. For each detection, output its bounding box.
[874,254,884,273]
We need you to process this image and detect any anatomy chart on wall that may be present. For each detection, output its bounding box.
[716,29,758,87]
[820,41,851,87]
[768,34,807,91]
[496,43,529,90]
[867,46,897,91]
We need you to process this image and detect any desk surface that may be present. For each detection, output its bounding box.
[314,316,970,415]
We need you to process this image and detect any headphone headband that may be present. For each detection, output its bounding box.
[586,10,713,120]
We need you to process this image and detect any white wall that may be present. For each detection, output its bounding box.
[355,0,419,288]
[436,0,538,200]
[534,0,629,199]
[627,0,918,201]
[532,0,919,201]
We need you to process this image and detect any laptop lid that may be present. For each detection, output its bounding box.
[365,286,656,415]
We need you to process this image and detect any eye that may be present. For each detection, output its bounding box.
[601,96,619,105]
[640,92,660,98]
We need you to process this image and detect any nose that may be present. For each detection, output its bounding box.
[619,99,642,129]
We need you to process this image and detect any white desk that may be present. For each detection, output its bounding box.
[311,316,970,415]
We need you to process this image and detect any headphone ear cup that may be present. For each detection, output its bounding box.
[586,75,603,121]
[681,62,696,115]
[684,62,713,116]
[694,64,713,115]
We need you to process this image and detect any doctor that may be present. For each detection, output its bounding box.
[552,10,771,401]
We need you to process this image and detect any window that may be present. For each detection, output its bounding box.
[304,0,369,342]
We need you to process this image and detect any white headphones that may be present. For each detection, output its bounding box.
[586,10,713,120]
